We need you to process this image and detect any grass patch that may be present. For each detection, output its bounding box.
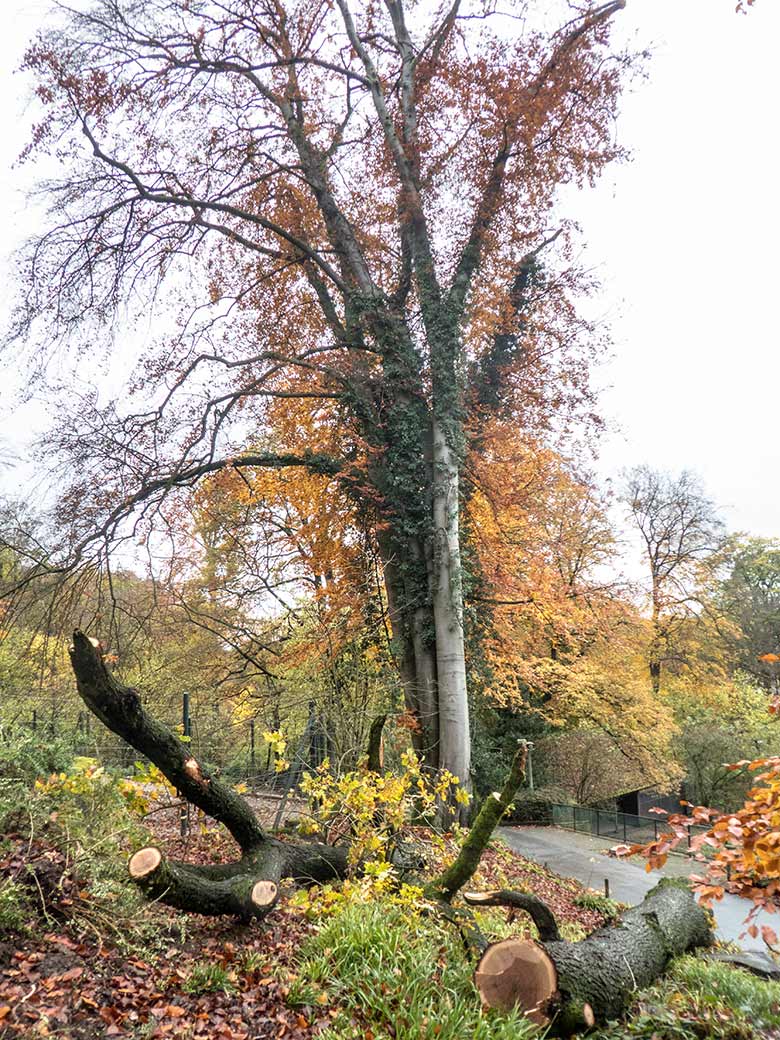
[182,961,237,995]
[592,953,780,1040]
[289,899,539,1040]
[573,890,621,920]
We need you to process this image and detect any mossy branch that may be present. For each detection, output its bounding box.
[425,740,528,902]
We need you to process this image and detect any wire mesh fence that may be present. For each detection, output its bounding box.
[1,705,308,788]
[550,802,708,849]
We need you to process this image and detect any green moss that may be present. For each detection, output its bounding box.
[573,890,621,919]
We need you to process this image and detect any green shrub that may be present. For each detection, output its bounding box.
[0,752,153,947]
[0,878,31,932]
[0,727,73,785]
[290,900,538,1040]
[506,796,555,826]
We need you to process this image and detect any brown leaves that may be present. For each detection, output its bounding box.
[0,913,328,1039]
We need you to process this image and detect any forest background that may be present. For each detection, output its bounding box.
[0,0,777,823]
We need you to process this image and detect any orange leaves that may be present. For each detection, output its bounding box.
[761,925,779,948]
[395,710,422,734]
[635,754,780,915]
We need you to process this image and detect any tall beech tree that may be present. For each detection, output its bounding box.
[12,0,634,809]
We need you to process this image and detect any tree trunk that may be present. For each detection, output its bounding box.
[431,414,471,817]
[473,879,713,1034]
[649,578,662,694]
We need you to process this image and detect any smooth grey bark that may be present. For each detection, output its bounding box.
[431,414,471,812]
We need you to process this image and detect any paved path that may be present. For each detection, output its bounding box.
[499,825,776,956]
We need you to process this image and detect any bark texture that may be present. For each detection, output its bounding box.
[475,878,713,1034]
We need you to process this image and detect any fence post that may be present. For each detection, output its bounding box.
[623,815,627,843]
[31,710,37,733]
[654,820,658,841]
[596,809,601,837]
[250,720,256,777]
[526,741,535,791]
[180,693,192,837]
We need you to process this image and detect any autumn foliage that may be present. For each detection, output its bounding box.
[627,751,780,936]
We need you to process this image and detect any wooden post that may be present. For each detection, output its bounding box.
[180,693,192,837]
[250,720,256,777]
[604,878,610,899]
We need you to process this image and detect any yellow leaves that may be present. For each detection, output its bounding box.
[454,786,471,807]
[297,751,463,908]
[262,729,289,773]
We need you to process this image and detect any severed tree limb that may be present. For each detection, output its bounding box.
[463,890,561,942]
[69,630,266,852]
[69,631,348,918]
[425,740,528,903]
[128,846,283,921]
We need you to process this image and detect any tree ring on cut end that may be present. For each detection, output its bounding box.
[474,938,557,1025]
[251,880,279,908]
[129,847,162,879]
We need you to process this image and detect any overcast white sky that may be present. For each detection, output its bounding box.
[0,0,778,546]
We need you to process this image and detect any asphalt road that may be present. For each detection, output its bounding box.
[499,825,777,957]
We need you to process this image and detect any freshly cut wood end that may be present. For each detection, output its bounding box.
[475,938,556,1026]
[251,880,279,908]
[463,891,498,904]
[129,847,162,879]
[583,1003,595,1028]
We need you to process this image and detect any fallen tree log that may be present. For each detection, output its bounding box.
[471,878,713,1034]
[69,631,348,919]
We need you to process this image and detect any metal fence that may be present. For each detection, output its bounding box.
[551,802,708,849]
[3,695,332,789]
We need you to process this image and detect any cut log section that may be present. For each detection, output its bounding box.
[251,880,279,909]
[128,845,284,920]
[475,938,558,1025]
[129,847,162,880]
[473,878,713,1034]
[68,631,350,919]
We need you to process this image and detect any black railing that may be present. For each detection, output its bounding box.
[551,802,707,849]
